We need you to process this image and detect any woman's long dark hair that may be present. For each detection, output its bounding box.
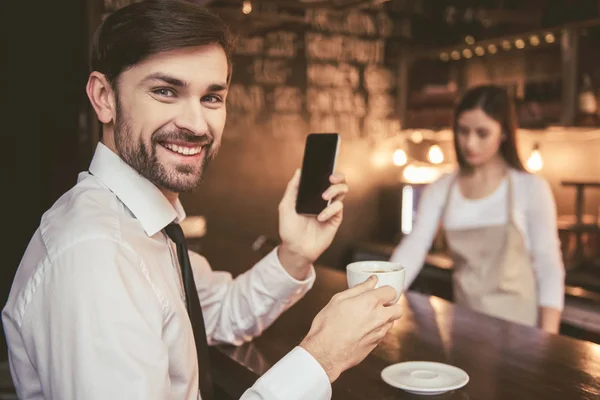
[453,85,526,171]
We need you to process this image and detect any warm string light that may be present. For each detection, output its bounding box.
[526,143,543,172]
[515,38,525,49]
[529,35,540,46]
[242,0,252,14]
[437,31,558,62]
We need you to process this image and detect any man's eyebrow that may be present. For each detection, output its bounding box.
[207,83,229,92]
[141,73,188,88]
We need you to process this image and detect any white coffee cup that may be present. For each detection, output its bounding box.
[346,261,406,304]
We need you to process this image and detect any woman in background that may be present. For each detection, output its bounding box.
[391,85,564,333]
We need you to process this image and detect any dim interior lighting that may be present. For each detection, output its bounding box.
[451,50,461,60]
[462,48,473,58]
[530,35,540,46]
[403,164,443,184]
[545,33,555,43]
[515,39,525,49]
[488,44,498,54]
[465,35,475,45]
[393,149,408,166]
[411,130,424,143]
[428,144,444,164]
[475,46,485,56]
[440,52,450,62]
[502,40,511,50]
[242,0,252,14]
[526,143,543,172]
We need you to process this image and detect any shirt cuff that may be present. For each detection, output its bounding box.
[254,247,316,301]
[251,346,332,400]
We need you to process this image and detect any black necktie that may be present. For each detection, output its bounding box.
[164,223,214,400]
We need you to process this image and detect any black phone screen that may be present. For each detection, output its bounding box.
[296,133,340,215]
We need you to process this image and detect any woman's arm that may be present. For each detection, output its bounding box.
[391,175,452,289]
[525,176,565,334]
[539,307,562,333]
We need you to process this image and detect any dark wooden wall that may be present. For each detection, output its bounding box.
[1,0,90,360]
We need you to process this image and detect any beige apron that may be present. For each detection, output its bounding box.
[442,175,538,326]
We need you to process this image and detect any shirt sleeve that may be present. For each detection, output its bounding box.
[240,347,332,400]
[189,247,316,346]
[390,175,452,288]
[525,176,565,310]
[19,239,170,400]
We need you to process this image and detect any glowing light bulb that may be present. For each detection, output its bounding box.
[242,0,252,14]
[529,35,540,46]
[527,145,543,172]
[515,39,525,49]
[393,149,407,166]
[428,144,444,164]
[411,131,423,143]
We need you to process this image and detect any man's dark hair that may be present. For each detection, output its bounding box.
[90,0,235,88]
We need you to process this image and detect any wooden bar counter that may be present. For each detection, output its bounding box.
[210,266,600,400]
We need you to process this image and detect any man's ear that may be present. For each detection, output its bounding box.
[86,72,117,124]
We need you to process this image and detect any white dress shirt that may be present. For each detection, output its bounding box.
[2,142,332,400]
[391,169,565,311]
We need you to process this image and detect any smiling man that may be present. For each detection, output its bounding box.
[2,1,403,399]
[103,47,228,199]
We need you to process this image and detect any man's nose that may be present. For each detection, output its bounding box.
[174,101,209,136]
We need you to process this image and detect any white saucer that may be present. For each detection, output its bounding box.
[381,361,469,396]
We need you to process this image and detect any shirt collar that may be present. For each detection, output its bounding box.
[87,142,186,237]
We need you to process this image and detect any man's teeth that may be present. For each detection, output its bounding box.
[163,143,202,155]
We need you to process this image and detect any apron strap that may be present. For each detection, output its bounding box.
[506,171,514,225]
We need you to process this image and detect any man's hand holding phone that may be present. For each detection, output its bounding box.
[276,134,347,280]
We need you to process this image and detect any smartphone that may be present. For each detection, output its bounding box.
[296,133,341,215]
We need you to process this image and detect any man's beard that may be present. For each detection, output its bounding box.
[113,107,217,193]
